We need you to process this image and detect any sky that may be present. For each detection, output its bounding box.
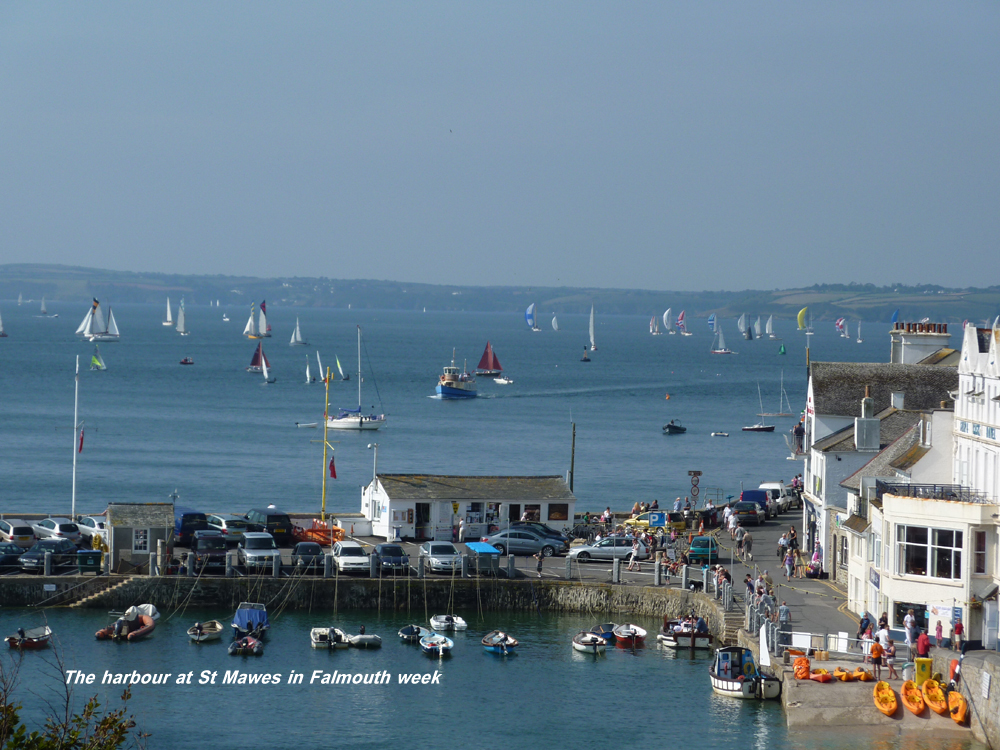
[2,3,997,292]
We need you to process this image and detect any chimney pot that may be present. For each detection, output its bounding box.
[943,323,948,334]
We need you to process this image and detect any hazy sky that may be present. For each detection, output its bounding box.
[2,3,997,291]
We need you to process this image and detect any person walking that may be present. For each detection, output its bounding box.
[793,549,806,579]
[626,535,642,572]
[742,529,754,562]
[777,532,788,561]
[783,549,794,580]
[778,601,791,647]
[735,524,746,557]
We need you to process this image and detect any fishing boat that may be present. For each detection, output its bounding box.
[228,636,263,656]
[743,383,775,432]
[650,315,662,335]
[398,624,431,643]
[180,357,194,365]
[231,602,269,639]
[326,327,385,430]
[711,320,734,355]
[475,341,503,377]
[613,623,646,647]
[657,619,713,650]
[922,679,948,715]
[436,350,476,399]
[176,299,189,336]
[163,298,173,326]
[482,630,518,654]
[949,690,968,725]
[187,620,224,643]
[677,310,692,336]
[900,680,925,714]
[96,605,159,642]
[289,318,308,346]
[766,315,779,339]
[76,299,119,342]
[590,623,616,642]
[663,308,674,334]
[430,614,468,631]
[348,632,382,649]
[247,342,271,373]
[857,321,863,343]
[243,303,262,339]
[261,347,276,384]
[90,345,107,371]
[420,633,454,656]
[525,303,541,332]
[589,305,597,350]
[662,420,686,435]
[709,646,781,700]
[572,631,605,654]
[0,309,6,337]
[873,681,898,716]
[552,314,559,331]
[5,626,52,650]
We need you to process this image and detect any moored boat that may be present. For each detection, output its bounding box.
[348,632,382,649]
[310,627,334,649]
[901,680,925,714]
[482,630,518,654]
[662,420,687,435]
[420,633,454,656]
[613,623,646,647]
[329,628,350,649]
[96,605,159,642]
[187,620,223,643]
[326,327,385,429]
[5,626,52,650]
[922,679,948,715]
[228,636,263,656]
[232,602,269,639]
[874,681,898,716]
[572,631,605,655]
[398,624,431,643]
[709,646,781,700]
[180,357,194,365]
[430,614,468,631]
[590,623,616,642]
[657,619,713,650]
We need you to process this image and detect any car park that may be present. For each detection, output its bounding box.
[76,516,108,546]
[237,532,280,571]
[481,529,568,557]
[687,536,720,564]
[32,518,82,546]
[568,537,648,562]
[732,501,765,526]
[0,519,36,549]
[332,540,369,574]
[207,514,256,546]
[244,509,293,546]
[291,542,324,573]
[190,530,228,572]
[371,543,410,575]
[19,538,79,573]
[418,541,462,573]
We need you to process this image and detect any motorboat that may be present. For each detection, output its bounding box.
[96,605,159,642]
[657,619,713,650]
[329,628,350,649]
[310,628,334,649]
[348,632,382,649]
[232,602,269,639]
[572,631,605,655]
[590,623,616,642]
[430,615,468,631]
[482,630,518,654]
[709,646,781,700]
[228,636,263,656]
[435,350,477,399]
[5,625,52,650]
[711,432,729,437]
[663,420,687,435]
[187,620,223,643]
[494,376,513,385]
[180,357,194,365]
[613,623,647,647]
[420,633,454,656]
[398,624,432,643]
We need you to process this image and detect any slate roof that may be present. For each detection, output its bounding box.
[918,348,960,366]
[813,408,921,453]
[840,423,921,491]
[377,475,576,502]
[842,514,870,534]
[810,362,957,417]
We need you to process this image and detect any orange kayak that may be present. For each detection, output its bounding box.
[901,680,925,715]
[833,667,856,682]
[810,668,833,683]
[874,681,897,716]
[949,690,968,725]
[922,679,948,715]
[854,667,874,682]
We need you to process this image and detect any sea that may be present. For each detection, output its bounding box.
[1,302,977,749]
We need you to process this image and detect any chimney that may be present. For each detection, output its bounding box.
[856,385,880,451]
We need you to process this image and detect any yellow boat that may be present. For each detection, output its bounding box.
[833,667,856,682]
[901,680,925,715]
[853,667,874,682]
[873,681,898,717]
[948,690,968,725]
[922,679,948,715]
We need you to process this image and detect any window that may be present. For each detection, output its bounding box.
[931,529,962,579]
[897,525,928,576]
[895,524,963,580]
[132,528,149,554]
[974,530,987,574]
[547,504,569,521]
[868,531,881,568]
[840,536,848,568]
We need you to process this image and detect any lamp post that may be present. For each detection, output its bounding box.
[367,443,378,486]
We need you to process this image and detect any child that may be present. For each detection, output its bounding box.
[935,620,943,648]
[885,639,899,680]
[869,638,883,681]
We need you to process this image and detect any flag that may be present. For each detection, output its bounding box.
[329,455,337,479]
[78,426,84,453]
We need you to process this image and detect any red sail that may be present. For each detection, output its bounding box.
[250,343,262,368]
[477,341,502,372]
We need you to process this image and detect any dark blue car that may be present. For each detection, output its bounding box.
[372,544,409,575]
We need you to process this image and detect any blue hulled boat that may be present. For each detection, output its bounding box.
[232,602,269,639]
[435,351,477,399]
[482,630,518,654]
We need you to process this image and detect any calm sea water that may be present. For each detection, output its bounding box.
[1,302,891,516]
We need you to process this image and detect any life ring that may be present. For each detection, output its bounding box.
[744,662,756,677]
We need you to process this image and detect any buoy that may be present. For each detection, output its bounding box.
[665,393,671,400]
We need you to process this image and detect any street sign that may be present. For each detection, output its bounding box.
[648,511,667,528]
[688,471,703,477]
[452,503,460,513]
[691,486,700,497]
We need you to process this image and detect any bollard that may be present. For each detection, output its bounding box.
[653,560,661,586]
[417,556,425,579]
[612,556,621,584]
[371,553,380,579]
[323,553,332,579]
[103,552,109,576]
[462,554,470,579]
[506,554,515,578]
[187,552,195,577]
[44,551,52,577]
[226,551,234,578]
[565,555,572,579]
[681,565,688,591]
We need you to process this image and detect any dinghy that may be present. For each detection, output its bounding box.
[398,624,431,643]
[348,632,382,649]
[590,623,616,642]
[430,615,468,631]
[482,630,518,654]
[420,633,454,656]
[5,626,52,650]
[613,623,646,647]
[187,620,223,643]
[228,636,263,656]
[572,631,605,655]
[96,605,159,642]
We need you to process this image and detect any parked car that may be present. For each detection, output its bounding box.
[0,519,36,549]
[19,538,79,573]
[739,490,773,519]
[332,540,369,574]
[732,501,765,526]
[32,518,83,546]
[480,529,568,557]
[174,507,210,547]
[568,537,648,562]
[623,511,686,533]
[190,530,228,572]
[76,516,108,546]
[237,532,281,571]
[0,541,25,572]
[418,541,462,573]
[687,536,720,564]
[760,481,797,512]
[291,542,324,573]
[207,513,257,546]
[371,543,410,575]
[508,521,572,544]
[244,509,293,546]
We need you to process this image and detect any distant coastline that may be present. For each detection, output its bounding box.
[1,263,996,323]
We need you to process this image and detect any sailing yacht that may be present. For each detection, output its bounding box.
[163,298,173,326]
[650,316,662,335]
[0,308,7,337]
[176,300,189,336]
[525,304,541,332]
[289,318,307,346]
[743,383,775,432]
[76,299,119,342]
[797,307,813,333]
[259,300,271,337]
[326,326,385,430]
[39,298,57,317]
[552,314,559,331]
[589,305,597,350]
[711,321,734,354]
[766,315,779,340]
[754,317,762,339]
[475,341,503,377]
[247,342,270,373]
[90,345,107,371]
[305,356,314,384]
[677,310,692,336]
[243,303,261,339]
[758,372,794,417]
[835,318,847,338]
[663,308,674,334]
[261,346,276,384]
[17,293,22,306]
[857,321,863,344]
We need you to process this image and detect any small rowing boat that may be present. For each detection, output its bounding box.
[572,632,605,655]
[420,633,454,656]
[613,623,646,647]
[900,680,925,715]
[590,623,616,642]
[398,624,431,643]
[873,681,897,717]
[5,626,52,650]
[482,630,518,654]
[187,620,223,643]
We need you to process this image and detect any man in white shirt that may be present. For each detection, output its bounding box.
[903,609,916,646]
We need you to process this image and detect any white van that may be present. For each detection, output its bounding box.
[759,482,792,513]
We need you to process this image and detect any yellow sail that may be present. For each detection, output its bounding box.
[797,307,808,331]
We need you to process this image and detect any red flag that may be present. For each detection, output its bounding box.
[329,456,337,479]
[78,427,84,453]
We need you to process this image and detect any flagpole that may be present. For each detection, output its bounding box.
[321,367,330,523]
[72,355,79,521]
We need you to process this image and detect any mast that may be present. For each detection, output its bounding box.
[72,356,80,520]
[321,367,330,522]
[357,325,362,411]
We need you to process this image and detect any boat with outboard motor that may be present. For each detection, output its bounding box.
[572,631,606,654]
[657,617,713,650]
[398,624,432,643]
[430,614,468,631]
[5,626,52,650]
[709,646,781,699]
[187,620,223,643]
[482,630,518,654]
[613,623,646,647]
[232,602,269,639]
[96,605,159,642]
[229,636,263,656]
[420,633,454,656]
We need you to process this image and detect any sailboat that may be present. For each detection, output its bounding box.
[305,356,314,384]
[525,303,541,332]
[17,293,22,306]
[176,299,189,336]
[76,299,119,342]
[677,310,692,336]
[39,298,57,317]
[835,318,847,338]
[261,346,276,384]
[857,321,863,344]
[552,314,559,331]
[0,309,6,338]
[758,372,794,417]
[737,313,747,336]
[778,343,786,355]
[326,326,385,430]
[711,321,734,354]
[650,316,662,335]
[754,317,762,339]
[90,345,107,371]
[797,307,812,333]
[766,315,779,340]
[247,342,270,373]
[259,300,272,337]
[475,341,503,377]
[589,305,597,350]
[316,352,326,382]
[663,308,675,334]
[163,298,173,326]
[335,356,349,381]
[243,303,260,338]
[222,312,230,322]
[289,318,307,346]
[742,383,775,432]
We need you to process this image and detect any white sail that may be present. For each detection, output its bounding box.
[17,293,22,306]
[305,356,311,384]
[258,307,268,337]
[176,302,187,335]
[107,308,120,337]
[216,299,220,307]
[737,313,747,333]
[40,298,47,315]
[552,314,559,331]
[164,297,173,325]
[261,347,273,383]
[663,308,673,333]
[754,317,762,338]
[290,317,306,346]
[316,351,325,380]
[765,315,774,336]
[714,325,728,352]
[76,308,93,335]
[589,305,597,350]
[243,308,256,337]
[857,321,863,343]
[0,309,5,335]
[91,303,107,335]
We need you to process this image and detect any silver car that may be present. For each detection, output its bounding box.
[237,532,280,571]
[0,519,36,549]
[207,513,255,546]
[569,537,648,562]
[418,541,461,573]
[32,518,82,546]
[77,516,108,545]
[480,529,568,557]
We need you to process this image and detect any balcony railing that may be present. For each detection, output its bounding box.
[874,480,992,505]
